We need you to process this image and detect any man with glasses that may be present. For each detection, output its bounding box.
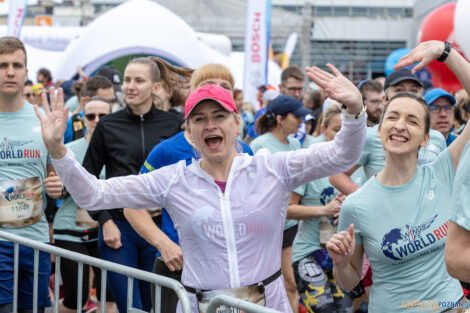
[424,88,458,146]
[64,75,116,143]
[279,65,304,101]
[359,80,384,127]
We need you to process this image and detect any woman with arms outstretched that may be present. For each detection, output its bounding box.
[35,64,367,313]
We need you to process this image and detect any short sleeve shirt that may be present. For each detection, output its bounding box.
[450,142,470,230]
[250,132,301,230]
[53,137,103,242]
[339,150,462,312]
[292,136,366,263]
[0,103,50,242]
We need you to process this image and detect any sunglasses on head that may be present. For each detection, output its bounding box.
[85,113,107,121]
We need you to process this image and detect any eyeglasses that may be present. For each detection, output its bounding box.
[85,113,106,121]
[429,104,454,114]
[24,93,34,98]
[284,86,304,93]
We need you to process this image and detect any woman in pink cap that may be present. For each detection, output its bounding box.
[34,64,366,313]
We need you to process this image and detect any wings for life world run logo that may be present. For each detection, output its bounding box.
[381,214,449,261]
[320,186,336,205]
[0,138,40,160]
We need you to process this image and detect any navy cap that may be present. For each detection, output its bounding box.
[266,95,312,117]
[384,68,423,91]
[424,88,456,106]
[59,79,75,101]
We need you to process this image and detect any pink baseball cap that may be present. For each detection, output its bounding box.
[185,84,238,119]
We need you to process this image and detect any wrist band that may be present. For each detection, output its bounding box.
[61,185,70,199]
[341,104,366,120]
[437,41,452,62]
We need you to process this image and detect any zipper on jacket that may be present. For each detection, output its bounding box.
[218,184,240,287]
[140,115,146,161]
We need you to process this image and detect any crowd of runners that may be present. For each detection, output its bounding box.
[1,34,470,313]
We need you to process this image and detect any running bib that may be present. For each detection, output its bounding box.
[319,217,337,246]
[197,286,265,313]
[0,177,43,228]
[76,206,99,228]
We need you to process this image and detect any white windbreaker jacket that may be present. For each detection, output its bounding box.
[52,114,367,313]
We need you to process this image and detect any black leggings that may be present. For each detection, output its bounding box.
[151,258,182,313]
[54,240,113,309]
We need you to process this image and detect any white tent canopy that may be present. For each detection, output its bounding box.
[14,0,282,91]
[54,0,210,80]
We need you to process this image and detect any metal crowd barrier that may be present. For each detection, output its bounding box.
[0,230,282,313]
[206,295,282,313]
[0,230,191,313]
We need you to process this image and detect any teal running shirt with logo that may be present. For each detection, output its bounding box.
[292,135,366,263]
[53,137,102,243]
[250,132,301,230]
[339,149,462,312]
[0,103,50,242]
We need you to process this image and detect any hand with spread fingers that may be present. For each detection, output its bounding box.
[305,63,363,115]
[326,223,356,267]
[394,40,445,74]
[33,87,70,159]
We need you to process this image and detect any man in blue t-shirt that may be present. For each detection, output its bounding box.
[424,88,458,146]
[124,130,253,312]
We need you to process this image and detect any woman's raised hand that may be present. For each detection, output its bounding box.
[306,63,363,115]
[394,40,445,74]
[33,87,69,159]
[326,223,355,267]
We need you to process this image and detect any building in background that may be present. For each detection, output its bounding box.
[0,0,455,81]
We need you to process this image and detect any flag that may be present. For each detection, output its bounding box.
[7,0,28,37]
[243,0,272,105]
[281,32,298,69]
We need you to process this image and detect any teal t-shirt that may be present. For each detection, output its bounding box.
[418,129,447,166]
[250,132,301,230]
[302,134,325,148]
[339,150,462,312]
[450,142,470,230]
[359,126,446,179]
[292,136,366,263]
[65,95,79,116]
[0,103,50,242]
[53,137,99,243]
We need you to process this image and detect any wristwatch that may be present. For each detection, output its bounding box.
[341,104,366,120]
[437,41,452,62]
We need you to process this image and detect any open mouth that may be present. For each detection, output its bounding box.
[204,135,223,150]
[390,135,408,143]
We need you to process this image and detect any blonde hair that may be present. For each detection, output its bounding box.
[190,64,234,92]
[323,103,342,129]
